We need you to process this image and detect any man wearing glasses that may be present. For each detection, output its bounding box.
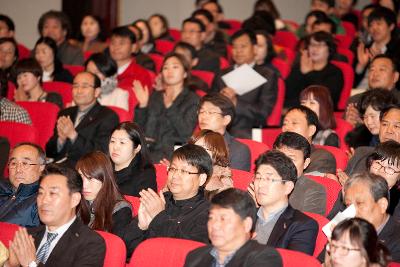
[0,142,45,227]
[253,150,318,255]
[123,144,212,258]
[46,71,119,167]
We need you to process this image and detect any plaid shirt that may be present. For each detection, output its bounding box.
[0,98,32,125]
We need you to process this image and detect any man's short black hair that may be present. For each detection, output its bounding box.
[370,54,399,73]
[273,132,311,160]
[313,15,337,34]
[255,150,298,183]
[13,142,46,165]
[231,29,257,45]
[111,26,137,44]
[199,93,236,126]
[192,9,214,23]
[38,10,72,38]
[368,6,397,28]
[242,11,276,36]
[305,31,336,60]
[182,17,206,32]
[286,105,321,130]
[312,0,335,8]
[211,188,257,231]
[40,164,83,194]
[380,103,400,121]
[85,52,118,77]
[0,14,15,32]
[172,144,213,178]
[0,37,19,62]
[174,41,198,59]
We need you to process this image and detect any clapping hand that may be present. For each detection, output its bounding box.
[132,80,149,108]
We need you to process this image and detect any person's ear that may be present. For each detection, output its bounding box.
[183,72,188,79]
[389,23,395,32]
[303,157,311,170]
[71,192,82,208]
[393,71,399,84]
[252,44,258,56]
[62,29,67,38]
[244,217,253,233]
[191,58,199,67]
[308,125,317,139]
[377,197,389,214]
[199,173,207,186]
[200,32,206,42]
[284,181,295,195]
[223,115,231,127]
[94,87,101,98]
[133,144,142,155]
[131,43,138,53]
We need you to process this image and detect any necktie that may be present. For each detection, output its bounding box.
[36,232,58,264]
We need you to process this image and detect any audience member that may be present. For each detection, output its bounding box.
[184,188,283,267]
[133,19,156,54]
[198,93,251,171]
[254,30,278,74]
[200,0,230,30]
[253,0,287,30]
[282,106,337,175]
[109,122,157,197]
[212,29,278,138]
[253,150,318,255]
[0,143,45,227]
[0,91,32,125]
[300,85,339,147]
[273,132,327,215]
[242,10,276,38]
[123,144,212,257]
[0,14,30,60]
[76,151,132,244]
[46,71,119,166]
[34,37,74,83]
[38,10,84,65]
[285,31,344,109]
[297,10,330,38]
[108,26,152,90]
[189,129,232,199]
[0,37,18,84]
[14,58,63,108]
[76,15,107,54]
[85,52,129,111]
[133,53,199,162]
[148,14,174,41]
[5,163,106,267]
[311,14,337,34]
[181,17,220,74]
[324,218,390,267]
[333,0,359,29]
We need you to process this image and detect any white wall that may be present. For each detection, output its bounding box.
[0,0,61,49]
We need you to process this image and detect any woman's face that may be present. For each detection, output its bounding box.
[86,61,105,80]
[81,16,100,40]
[308,38,329,63]
[35,43,54,70]
[136,21,149,44]
[369,159,400,188]
[79,171,103,201]
[194,137,213,159]
[300,93,320,118]
[17,72,40,92]
[149,16,165,39]
[109,129,138,169]
[255,34,268,65]
[0,41,16,69]
[306,15,317,35]
[161,56,186,86]
[329,231,366,267]
[363,105,381,135]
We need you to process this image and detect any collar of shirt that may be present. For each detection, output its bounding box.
[257,203,288,225]
[234,62,256,69]
[210,247,237,267]
[117,60,132,75]
[377,214,390,234]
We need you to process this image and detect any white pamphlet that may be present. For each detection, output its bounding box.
[221,64,268,95]
[322,204,356,239]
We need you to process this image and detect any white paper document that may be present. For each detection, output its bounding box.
[322,204,356,239]
[221,64,268,95]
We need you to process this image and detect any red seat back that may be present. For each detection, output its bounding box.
[277,248,321,267]
[237,138,269,171]
[307,175,342,216]
[342,21,356,38]
[154,164,168,191]
[303,212,329,257]
[272,58,290,79]
[108,105,133,122]
[336,47,354,66]
[0,122,39,149]
[96,230,127,267]
[0,222,19,248]
[148,53,164,73]
[334,118,353,151]
[124,195,140,216]
[63,64,84,77]
[16,101,60,148]
[128,237,205,267]
[231,169,253,191]
[42,81,73,107]
[155,40,175,55]
[6,81,16,100]
[84,51,93,61]
[255,128,282,149]
[168,28,181,41]
[219,57,230,69]
[191,70,215,88]
[335,34,352,49]
[389,262,400,267]
[331,61,354,111]
[223,19,242,36]
[273,31,299,51]
[267,78,285,126]
[315,145,348,170]
[17,43,31,60]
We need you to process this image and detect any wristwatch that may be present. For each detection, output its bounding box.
[27,261,37,267]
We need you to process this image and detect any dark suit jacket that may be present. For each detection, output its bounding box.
[194,47,221,75]
[224,132,251,171]
[306,146,337,175]
[344,146,374,175]
[28,218,105,267]
[265,205,318,255]
[46,102,119,166]
[379,215,400,262]
[212,65,278,138]
[57,41,84,66]
[184,240,282,267]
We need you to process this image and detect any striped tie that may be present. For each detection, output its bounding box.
[36,232,58,264]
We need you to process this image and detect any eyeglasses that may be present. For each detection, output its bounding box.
[167,166,200,176]
[72,83,95,90]
[8,160,42,170]
[253,174,290,184]
[371,161,400,175]
[326,242,361,256]
[197,110,223,116]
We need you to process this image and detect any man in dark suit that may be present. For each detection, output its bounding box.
[46,71,119,166]
[184,188,282,267]
[212,29,278,138]
[253,150,318,256]
[5,164,105,267]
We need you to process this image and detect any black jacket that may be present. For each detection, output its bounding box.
[379,215,400,262]
[114,156,157,197]
[124,188,210,257]
[184,240,283,267]
[0,179,40,227]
